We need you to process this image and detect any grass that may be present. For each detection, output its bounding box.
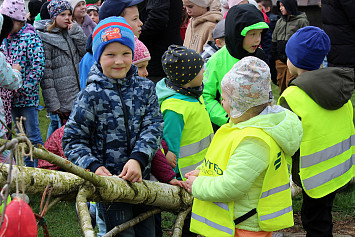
[29,85,354,236]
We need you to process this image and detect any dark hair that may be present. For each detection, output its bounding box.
[257,0,273,11]
[0,15,13,43]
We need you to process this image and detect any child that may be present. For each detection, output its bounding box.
[69,0,97,36]
[201,19,225,67]
[203,4,269,131]
[133,37,151,78]
[87,4,99,24]
[35,0,86,126]
[186,56,303,237]
[183,0,223,53]
[62,16,164,236]
[156,45,214,180]
[272,0,308,94]
[0,13,22,155]
[278,26,355,237]
[79,0,143,89]
[0,0,45,167]
[98,0,143,37]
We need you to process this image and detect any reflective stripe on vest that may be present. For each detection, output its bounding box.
[279,86,355,198]
[190,125,293,236]
[191,212,234,236]
[161,96,214,180]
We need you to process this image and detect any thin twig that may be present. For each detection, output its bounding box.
[103,208,161,237]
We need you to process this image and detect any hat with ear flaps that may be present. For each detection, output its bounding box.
[0,13,13,43]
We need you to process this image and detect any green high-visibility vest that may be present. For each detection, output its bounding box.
[161,96,214,180]
[279,86,355,198]
[190,125,294,236]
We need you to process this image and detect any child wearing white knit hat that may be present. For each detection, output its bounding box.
[183,0,223,53]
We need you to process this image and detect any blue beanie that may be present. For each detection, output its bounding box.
[92,16,135,63]
[286,26,330,71]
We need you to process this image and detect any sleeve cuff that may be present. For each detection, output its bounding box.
[88,161,102,173]
[130,152,149,169]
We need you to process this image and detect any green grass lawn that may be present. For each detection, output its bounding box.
[31,85,354,236]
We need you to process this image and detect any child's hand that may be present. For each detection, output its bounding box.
[185,175,197,193]
[119,159,142,183]
[67,19,74,30]
[185,169,200,179]
[12,64,21,72]
[166,151,177,168]
[169,178,188,189]
[95,166,112,176]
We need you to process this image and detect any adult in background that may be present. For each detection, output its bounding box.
[321,0,355,70]
[139,0,183,84]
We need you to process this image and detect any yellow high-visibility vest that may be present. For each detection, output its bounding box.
[161,96,214,180]
[279,86,355,198]
[190,125,293,236]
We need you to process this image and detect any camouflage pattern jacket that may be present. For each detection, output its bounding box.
[62,63,164,177]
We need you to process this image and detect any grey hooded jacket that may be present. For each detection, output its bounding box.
[35,20,87,113]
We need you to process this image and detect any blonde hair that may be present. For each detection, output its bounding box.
[47,20,57,32]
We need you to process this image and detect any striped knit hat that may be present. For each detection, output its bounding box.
[92,16,135,63]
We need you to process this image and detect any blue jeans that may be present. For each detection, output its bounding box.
[12,106,43,167]
[97,202,155,237]
[89,202,106,237]
[46,113,61,139]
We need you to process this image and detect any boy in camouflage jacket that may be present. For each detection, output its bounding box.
[62,17,163,236]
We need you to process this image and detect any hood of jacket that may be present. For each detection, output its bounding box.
[155,78,180,106]
[225,4,268,59]
[277,0,301,19]
[191,10,223,27]
[290,67,354,110]
[86,62,138,89]
[236,105,303,156]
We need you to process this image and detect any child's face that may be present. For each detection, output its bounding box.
[183,0,207,18]
[135,60,149,78]
[55,10,73,30]
[122,6,143,37]
[287,58,297,76]
[221,88,231,117]
[242,29,263,53]
[279,2,288,15]
[88,10,99,24]
[73,1,87,18]
[100,42,133,79]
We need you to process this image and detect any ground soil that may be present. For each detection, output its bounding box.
[279,212,355,236]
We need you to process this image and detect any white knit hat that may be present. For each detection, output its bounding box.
[189,0,210,8]
[68,0,85,9]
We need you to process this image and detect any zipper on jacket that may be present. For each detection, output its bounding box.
[62,31,81,91]
[117,83,132,155]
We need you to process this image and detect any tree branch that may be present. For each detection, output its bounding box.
[172,207,192,237]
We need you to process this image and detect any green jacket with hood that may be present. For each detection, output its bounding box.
[192,105,303,231]
[278,67,354,186]
[271,0,309,63]
[203,4,269,128]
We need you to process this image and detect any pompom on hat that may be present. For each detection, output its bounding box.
[0,0,26,22]
[133,36,151,64]
[286,26,330,71]
[47,0,73,19]
[221,56,273,118]
[161,45,204,86]
[92,16,135,63]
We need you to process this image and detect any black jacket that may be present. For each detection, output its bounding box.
[139,0,183,77]
[322,0,355,68]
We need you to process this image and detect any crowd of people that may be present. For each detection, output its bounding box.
[0,0,354,236]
